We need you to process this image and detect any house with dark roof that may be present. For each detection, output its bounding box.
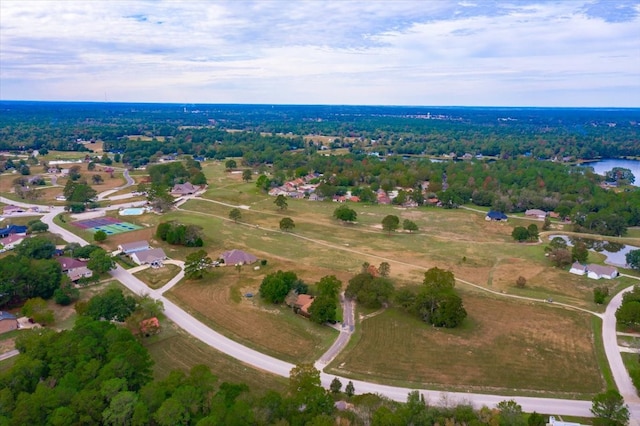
[56,257,93,282]
[118,240,151,255]
[0,311,18,334]
[486,211,508,221]
[0,224,28,238]
[219,249,258,265]
[131,248,167,266]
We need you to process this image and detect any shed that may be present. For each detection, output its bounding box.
[0,311,18,334]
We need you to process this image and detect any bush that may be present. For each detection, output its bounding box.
[594,286,609,304]
[516,276,526,288]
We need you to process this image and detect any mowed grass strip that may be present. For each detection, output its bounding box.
[327,292,604,396]
[134,264,181,289]
[167,266,338,364]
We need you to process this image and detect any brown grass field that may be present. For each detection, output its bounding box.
[327,292,604,397]
[167,264,338,363]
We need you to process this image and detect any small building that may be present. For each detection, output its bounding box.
[171,182,199,195]
[130,248,167,267]
[548,416,582,426]
[586,264,618,280]
[569,262,587,276]
[219,249,258,265]
[525,209,547,219]
[486,211,508,221]
[118,240,151,255]
[2,205,25,215]
[0,311,18,334]
[0,234,26,250]
[67,266,94,282]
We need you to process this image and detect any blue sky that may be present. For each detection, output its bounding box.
[1,0,639,106]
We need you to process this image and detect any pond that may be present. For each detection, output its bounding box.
[580,158,640,187]
[548,234,637,268]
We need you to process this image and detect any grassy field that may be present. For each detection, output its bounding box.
[167,265,338,363]
[326,291,604,397]
[622,352,640,396]
[143,320,287,394]
[134,264,181,289]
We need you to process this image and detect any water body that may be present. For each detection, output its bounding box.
[580,159,640,187]
[548,234,637,268]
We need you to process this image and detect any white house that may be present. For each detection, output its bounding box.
[586,264,618,280]
[569,262,586,276]
[130,248,167,267]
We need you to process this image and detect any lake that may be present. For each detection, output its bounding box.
[548,234,637,268]
[580,158,640,187]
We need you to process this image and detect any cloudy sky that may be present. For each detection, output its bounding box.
[1,0,639,106]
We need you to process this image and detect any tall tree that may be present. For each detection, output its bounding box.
[333,205,357,223]
[403,219,418,233]
[184,250,213,280]
[279,217,295,232]
[274,194,288,210]
[591,390,630,426]
[87,248,115,275]
[229,208,242,223]
[381,215,400,234]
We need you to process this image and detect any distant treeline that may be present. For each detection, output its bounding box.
[1,101,638,159]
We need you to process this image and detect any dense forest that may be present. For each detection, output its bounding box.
[1,101,638,159]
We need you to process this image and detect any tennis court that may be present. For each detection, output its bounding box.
[72,217,142,235]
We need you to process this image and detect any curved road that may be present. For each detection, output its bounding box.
[5,198,638,417]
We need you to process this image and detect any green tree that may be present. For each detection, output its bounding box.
[156,222,172,241]
[85,287,136,322]
[403,219,418,233]
[274,194,288,210]
[87,248,115,275]
[308,296,337,324]
[333,205,357,223]
[527,224,539,241]
[15,236,56,259]
[572,241,589,263]
[229,208,242,223]
[184,250,213,280]
[21,297,55,325]
[590,389,629,426]
[92,174,104,184]
[626,249,640,271]
[528,412,546,426]
[242,169,252,182]
[94,230,108,243]
[256,175,271,192]
[260,270,300,304]
[594,286,610,304]
[225,159,237,170]
[279,217,295,232]
[511,226,530,242]
[329,377,342,394]
[616,301,640,327]
[103,391,138,426]
[378,262,390,277]
[345,381,355,397]
[316,275,341,299]
[381,215,400,234]
[496,399,525,426]
[27,220,49,234]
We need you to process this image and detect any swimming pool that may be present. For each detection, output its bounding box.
[119,207,147,216]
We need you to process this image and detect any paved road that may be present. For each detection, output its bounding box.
[0,349,19,362]
[97,168,135,200]
[605,276,640,404]
[8,197,640,417]
[316,293,355,367]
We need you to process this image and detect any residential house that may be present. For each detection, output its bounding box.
[525,209,547,219]
[0,234,26,250]
[486,211,508,221]
[308,194,324,201]
[0,224,28,238]
[2,205,25,215]
[130,248,167,267]
[586,264,618,280]
[118,240,151,255]
[56,257,93,282]
[0,311,18,334]
[171,182,199,195]
[219,249,258,265]
[569,262,587,276]
[291,294,315,317]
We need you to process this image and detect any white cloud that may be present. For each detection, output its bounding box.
[0,0,638,106]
